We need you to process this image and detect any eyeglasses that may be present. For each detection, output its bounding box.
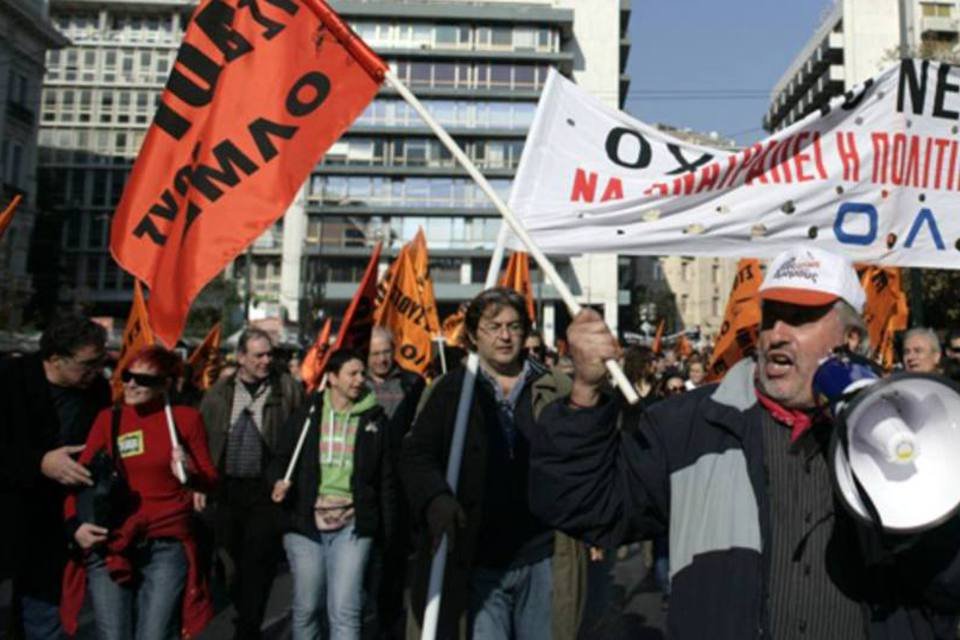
[121,370,167,388]
[478,322,525,336]
[666,385,685,395]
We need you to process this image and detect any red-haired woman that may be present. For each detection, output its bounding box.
[62,346,218,640]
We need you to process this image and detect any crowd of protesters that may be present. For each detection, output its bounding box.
[6,250,960,640]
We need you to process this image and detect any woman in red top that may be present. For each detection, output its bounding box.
[63,346,218,640]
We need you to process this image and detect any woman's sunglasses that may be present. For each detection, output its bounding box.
[120,370,167,388]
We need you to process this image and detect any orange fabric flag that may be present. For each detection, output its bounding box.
[300,317,333,393]
[187,322,222,390]
[333,241,382,355]
[0,194,22,240]
[441,305,467,348]
[676,334,693,358]
[375,249,436,374]
[111,280,156,400]
[860,266,908,370]
[707,259,762,382]
[651,319,665,354]
[498,252,536,323]
[396,229,441,335]
[109,0,387,347]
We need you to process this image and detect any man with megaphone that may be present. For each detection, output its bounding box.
[529,245,960,639]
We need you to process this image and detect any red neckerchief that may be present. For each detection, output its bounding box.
[754,388,815,443]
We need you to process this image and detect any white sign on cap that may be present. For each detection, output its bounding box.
[508,61,960,269]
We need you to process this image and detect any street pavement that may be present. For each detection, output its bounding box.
[3,544,667,639]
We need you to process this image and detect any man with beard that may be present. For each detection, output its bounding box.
[529,246,960,639]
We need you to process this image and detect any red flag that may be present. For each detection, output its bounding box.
[110,0,387,346]
[111,281,156,400]
[498,252,536,323]
[0,194,22,240]
[651,319,665,354]
[333,241,382,354]
[187,323,222,390]
[301,317,333,393]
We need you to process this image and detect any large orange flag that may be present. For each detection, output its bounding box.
[860,267,908,369]
[707,259,762,381]
[187,322,222,390]
[375,248,436,374]
[0,194,22,240]
[441,303,467,348]
[651,319,665,354]
[392,229,441,335]
[110,0,388,347]
[333,241,382,355]
[111,280,156,400]
[498,252,536,323]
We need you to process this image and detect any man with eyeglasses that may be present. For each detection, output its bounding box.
[400,287,587,640]
[0,314,110,639]
[199,328,304,640]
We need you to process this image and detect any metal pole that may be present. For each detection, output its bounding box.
[244,246,253,322]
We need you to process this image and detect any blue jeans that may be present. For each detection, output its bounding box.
[19,594,64,640]
[86,539,187,640]
[468,557,553,640]
[283,523,372,640]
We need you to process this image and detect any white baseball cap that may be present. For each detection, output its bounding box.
[759,246,865,313]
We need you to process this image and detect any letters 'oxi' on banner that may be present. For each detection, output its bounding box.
[110,0,387,346]
[508,61,960,269]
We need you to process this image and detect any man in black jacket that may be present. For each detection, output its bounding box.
[0,315,110,639]
[529,246,960,640]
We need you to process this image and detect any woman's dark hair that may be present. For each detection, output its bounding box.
[324,348,364,376]
[464,287,531,340]
[623,345,656,385]
[39,314,107,359]
[127,345,182,380]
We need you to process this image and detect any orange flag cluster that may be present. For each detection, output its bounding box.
[708,259,762,382]
[187,323,222,390]
[860,266,909,370]
[111,280,156,400]
[300,317,333,393]
[375,230,440,375]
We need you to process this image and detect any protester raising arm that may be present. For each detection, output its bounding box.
[528,309,671,548]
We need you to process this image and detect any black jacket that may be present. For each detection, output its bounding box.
[268,391,396,541]
[529,359,960,640]
[382,367,425,454]
[0,354,109,594]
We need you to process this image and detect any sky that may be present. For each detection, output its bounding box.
[625,0,835,146]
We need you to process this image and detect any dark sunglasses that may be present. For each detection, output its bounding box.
[666,385,685,394]
[121,370,167,388]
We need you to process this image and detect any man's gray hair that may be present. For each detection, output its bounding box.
[237,327,273,354]
[904,327,941,354]
[371,326,394,346]
[834,300,870,356]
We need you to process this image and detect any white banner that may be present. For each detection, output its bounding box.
[510,61,960,268]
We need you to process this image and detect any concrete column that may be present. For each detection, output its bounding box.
[543,302,556,347]
[279,186,306,322]
[460,258,472,285]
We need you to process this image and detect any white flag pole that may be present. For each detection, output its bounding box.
[385,69,637,404]
[283,373,326,484]
[163,400,187,484]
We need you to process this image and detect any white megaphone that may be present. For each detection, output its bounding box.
[814,351,960,533]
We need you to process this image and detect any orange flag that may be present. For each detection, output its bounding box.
[187,322,222,390]
[111,280,155,400]
[498,252,536,323]
[860,266,908,369]
[651,319,665,354]
[676,334,693,358]
[300,317,333,393]
[441,301,469,348]
[386,229,441,335]
[375,248,436,374]
[333,241,382,355]
[109,0,388,347]
[707,259,762,382]
[0,194,22,240]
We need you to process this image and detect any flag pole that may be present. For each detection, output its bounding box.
[283,374,326,484]
[385,70,637,403]
[163,400,187,484]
